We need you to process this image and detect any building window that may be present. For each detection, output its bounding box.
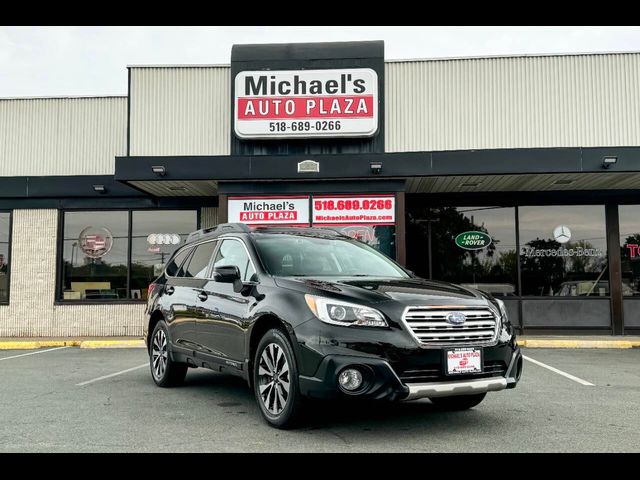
[60,210,198,301]
[131,210,198,299]
[409,206,517,297]
[618,205,640,296]
[0,212,11,304]
[61,211,129,300]
[519,206,608,296]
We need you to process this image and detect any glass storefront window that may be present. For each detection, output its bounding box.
[62,211,129,300]
[423,207,517,297]
[60,209,198,301]
[519,206,608,296]
[131,210,198,299]
[0,212,11,303]
[618,205,640,296]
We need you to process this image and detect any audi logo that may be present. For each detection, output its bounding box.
[147,233,181,245]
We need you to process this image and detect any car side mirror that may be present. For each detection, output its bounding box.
[213,265,241,283]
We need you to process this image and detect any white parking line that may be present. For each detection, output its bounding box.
[76,363,148,387]
[0,346,70,361]
[523,355,595,386]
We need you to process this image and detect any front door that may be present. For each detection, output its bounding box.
[196,238,259,363]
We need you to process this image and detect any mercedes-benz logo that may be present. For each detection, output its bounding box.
[553,225,572,244]
[446,312,467,325]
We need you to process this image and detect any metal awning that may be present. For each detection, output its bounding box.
[114,146,640,197]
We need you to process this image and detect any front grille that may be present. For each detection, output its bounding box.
[398,360,507,384]
[402,306,499,346]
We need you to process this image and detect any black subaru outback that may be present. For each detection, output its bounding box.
[144,223,522,428]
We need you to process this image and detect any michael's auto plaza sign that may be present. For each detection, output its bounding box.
[234,68,378,139]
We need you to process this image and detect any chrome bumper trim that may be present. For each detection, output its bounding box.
[404,377,508,400]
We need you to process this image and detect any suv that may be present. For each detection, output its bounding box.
[144,223,522,428]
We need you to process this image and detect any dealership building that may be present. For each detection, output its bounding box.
[1,40,640,337]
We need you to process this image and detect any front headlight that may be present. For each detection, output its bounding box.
[304,294,388,327]
[495,298,514,342]
[495,298,509,324]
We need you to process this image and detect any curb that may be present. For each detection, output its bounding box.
[0,339,145,350]
[517,339,640,349]
[80,340,146,349]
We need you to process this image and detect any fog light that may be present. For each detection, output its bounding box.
[338,368,363,392]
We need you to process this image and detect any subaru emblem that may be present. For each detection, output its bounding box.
[446,312,466,325]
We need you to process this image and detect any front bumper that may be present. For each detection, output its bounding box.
[295,317,522,400]
[405,377,507,400]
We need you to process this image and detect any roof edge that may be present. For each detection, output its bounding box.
[0,94,127,101]
[385,50,640,63]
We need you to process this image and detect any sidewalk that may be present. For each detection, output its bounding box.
[0,337,145,350]
[1,336,639,350]
[517,336,640,349]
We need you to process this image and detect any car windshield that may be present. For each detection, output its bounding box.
[253,233,409,278]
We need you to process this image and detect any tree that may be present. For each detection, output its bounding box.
[519,238,565,295]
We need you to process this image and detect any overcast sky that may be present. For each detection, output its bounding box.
[1,26,640,97]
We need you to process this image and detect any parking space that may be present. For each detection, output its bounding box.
[0,346,639,452]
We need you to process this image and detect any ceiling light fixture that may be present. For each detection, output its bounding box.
[151,165,166,176]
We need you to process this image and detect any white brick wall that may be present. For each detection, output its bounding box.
[0,209,145,337]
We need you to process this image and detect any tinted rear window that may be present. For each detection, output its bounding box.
[165,248,192,277]
[184,241,217,278]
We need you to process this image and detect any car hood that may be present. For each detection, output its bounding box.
[273,276,492,307]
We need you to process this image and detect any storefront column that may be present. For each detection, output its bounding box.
[606,203,624,335]
[396,191,406,266]
[218,194,228,224]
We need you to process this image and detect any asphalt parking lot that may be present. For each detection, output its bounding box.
[1,346,639,452]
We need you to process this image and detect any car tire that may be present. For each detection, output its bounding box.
[149,320,188,388]
[253,328,303,429]
[429,393,486,410]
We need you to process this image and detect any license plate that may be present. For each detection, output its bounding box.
[446,347,482,375]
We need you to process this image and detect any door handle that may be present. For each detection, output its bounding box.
[197,292,208,302]
[165,286,175,295]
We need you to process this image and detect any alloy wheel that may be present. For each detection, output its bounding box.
[258,343,290,415]
[151,328,168,380]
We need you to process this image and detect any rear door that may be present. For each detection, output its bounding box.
[179,240,218,352]
[163,247,198,350]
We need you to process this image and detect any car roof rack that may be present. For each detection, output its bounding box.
[186,223,252,243]
[251,226,346,237]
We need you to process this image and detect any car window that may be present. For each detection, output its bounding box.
[183,241,217,279]
[213,239,257,282]
[165,247,192,277]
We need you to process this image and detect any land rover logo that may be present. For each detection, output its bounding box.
[446,312,467,325]
[553,225,572,244]
[79,226,113,259]
[455,231,492,250]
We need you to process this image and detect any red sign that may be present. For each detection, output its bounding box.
[627,243,640,258]
[312,194,396,225]
[237,96,374,120]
